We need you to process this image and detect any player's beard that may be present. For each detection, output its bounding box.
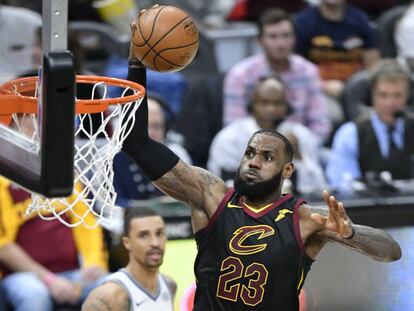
[234,168,283,198]
[145,247,164,268]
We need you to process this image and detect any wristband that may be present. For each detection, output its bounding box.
[128,60,144,68]
[344,226,355,240]
[42,272,57,287]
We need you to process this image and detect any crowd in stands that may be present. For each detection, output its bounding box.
[1,0,414,309]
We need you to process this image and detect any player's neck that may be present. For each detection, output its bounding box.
[126,263,159,294]
[243,191,283,208]
[319,3,345,21]
[268,57,290,73]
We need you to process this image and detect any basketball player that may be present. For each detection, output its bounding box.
[115,18,401,310]
[82,208,176,310]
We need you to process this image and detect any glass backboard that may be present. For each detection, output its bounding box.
[0,0,75,197]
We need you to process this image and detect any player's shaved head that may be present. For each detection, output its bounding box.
[249,130,293,162]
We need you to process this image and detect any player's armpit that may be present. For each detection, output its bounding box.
[81,283,129,311]
[304,234,327,260]
[153,160,228,216]
[298,205,327,238]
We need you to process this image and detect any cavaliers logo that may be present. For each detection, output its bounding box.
[229,225,275,255]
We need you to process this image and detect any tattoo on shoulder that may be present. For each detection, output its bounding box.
[160,163,191,182]
[82,293,130,311]
[82,298,112,311]
[121,296,130,311]
[199,170,221,196]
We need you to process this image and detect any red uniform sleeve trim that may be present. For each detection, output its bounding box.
[293,199,306,255]
[201,188,235,233]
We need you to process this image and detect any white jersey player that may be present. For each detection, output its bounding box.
[106,269,173,311]
[82,208,176,311]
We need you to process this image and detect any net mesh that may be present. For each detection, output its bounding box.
[7,77,144,228]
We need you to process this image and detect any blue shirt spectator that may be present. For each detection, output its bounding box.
[326,60,414,192]
[326,112,405,190]
[105,56,187,115]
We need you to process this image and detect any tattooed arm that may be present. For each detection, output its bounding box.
[300,191,402,262]
[82,283,130,311]
[153,160,228,232]
[122,47,228,229]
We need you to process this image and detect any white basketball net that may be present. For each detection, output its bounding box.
[18,79,144,228]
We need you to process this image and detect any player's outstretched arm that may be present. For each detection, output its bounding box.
[302,191,402,262]
[154,161,228,213]
[82,283,129,311]
[122,42,227,222]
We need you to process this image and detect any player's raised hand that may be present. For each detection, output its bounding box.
[128,5,160,65]
[129,21,144,67]
[311,190,354,239]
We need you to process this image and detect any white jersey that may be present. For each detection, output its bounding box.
[106,269,173,311]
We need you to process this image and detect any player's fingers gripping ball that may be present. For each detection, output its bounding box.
[132,5,199,72]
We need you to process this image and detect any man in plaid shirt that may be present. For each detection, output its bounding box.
[223,8,331,143]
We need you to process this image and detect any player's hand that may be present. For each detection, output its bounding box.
[129,4,160,63]
[48,276,81,305]
[81,265,107,283]
[311,190,354,239]
[129,21,144,67]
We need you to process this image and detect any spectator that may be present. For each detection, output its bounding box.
[228,0,308,21]
[0,177,108,310]
[395,3,414,73]
[295,0,379,100]
[0,284,6,311]
[209,75,327,194]
[105,59,188,116]
[0,3,41,83]
[139,0,236,27]
[326,59,414,192]
[347,0,397,19]
[113,94,192,207]
[175,73,224,167]
[22,26,109,139]
[3,0,104,22]
[223,8,331,143]
[305,0,399,19]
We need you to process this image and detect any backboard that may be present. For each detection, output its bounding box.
[0,0,75,197]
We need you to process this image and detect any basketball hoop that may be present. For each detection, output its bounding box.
[0,75,145,228]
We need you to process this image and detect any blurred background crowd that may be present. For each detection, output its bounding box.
[0,0,414,310]
[1,0,414,196]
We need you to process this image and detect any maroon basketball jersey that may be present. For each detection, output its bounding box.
[193,188,313,310]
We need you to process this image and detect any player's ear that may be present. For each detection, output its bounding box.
[122,236,131,251]
[282,162,294,179]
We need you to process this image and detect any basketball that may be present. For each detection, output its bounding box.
[132,5,199,72]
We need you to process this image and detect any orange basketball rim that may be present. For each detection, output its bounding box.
[0,75,145,125]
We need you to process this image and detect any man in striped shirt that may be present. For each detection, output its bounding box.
[223,8,331,143]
